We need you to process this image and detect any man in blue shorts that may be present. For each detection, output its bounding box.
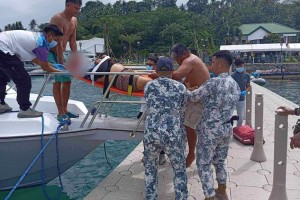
[50,0,82,120]
[48,46,72,123]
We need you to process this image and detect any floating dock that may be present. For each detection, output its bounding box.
[84,83,300,200]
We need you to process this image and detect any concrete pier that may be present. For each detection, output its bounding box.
[84,83,300,200]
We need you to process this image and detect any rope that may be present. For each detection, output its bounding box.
[40,116,64,200]
[5,115,67,200]
[103,142,112,169]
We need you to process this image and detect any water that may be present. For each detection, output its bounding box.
[263,79,300,105]
[2,77,300,200]
[0,77,141,200]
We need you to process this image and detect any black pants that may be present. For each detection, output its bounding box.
[0,51,32,110]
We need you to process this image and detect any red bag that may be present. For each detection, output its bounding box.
[233,125,255,145]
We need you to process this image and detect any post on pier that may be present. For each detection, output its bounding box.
[268,114,288,200]
[245,86,252,127]
[250,93,267,162]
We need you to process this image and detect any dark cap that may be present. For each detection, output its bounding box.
[43,24,63,36]
[234,58,245,66]
[156,57,174,71]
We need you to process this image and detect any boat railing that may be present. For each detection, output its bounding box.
[26,71,151,133]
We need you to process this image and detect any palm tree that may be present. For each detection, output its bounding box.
[119,34,142,58]
[93,16,120,57]
[160,23,183,46]
[4,24,11,31]
[29,19,37,31]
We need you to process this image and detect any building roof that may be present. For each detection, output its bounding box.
[240,23,300,35]
[65,37,105,54]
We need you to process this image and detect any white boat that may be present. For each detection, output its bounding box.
[251,77,267,86]
[0,74,145,190]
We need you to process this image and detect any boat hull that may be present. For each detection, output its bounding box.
[0,125,144,190]
[0,129,104,190]
[1,88,144,190]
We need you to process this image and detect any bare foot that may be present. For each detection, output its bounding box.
[186,153,195,168]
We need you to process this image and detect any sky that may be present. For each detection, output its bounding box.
[0,0,187,30]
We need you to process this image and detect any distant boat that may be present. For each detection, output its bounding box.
[254,66,300,80]
[258,72,300,80]
[251,77,267,86]
[251,72,267,86]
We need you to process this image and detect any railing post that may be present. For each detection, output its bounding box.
[268,114,288,200]
[32,74,51,110]
[250,93,267,162]
[245,87,252,127]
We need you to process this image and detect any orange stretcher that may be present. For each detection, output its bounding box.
[77,77,145,97]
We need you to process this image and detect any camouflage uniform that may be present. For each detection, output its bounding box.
[144,77,188,200]
[188,73,240,198]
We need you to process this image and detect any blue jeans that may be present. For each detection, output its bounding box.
[236,100,245,127]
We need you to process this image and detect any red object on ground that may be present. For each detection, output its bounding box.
[233,125,255,145]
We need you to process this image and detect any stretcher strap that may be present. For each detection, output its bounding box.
[127,75,134,96]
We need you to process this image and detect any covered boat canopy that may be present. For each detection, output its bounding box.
[220,43,300,52]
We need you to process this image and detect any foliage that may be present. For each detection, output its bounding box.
[2,0,300,59]
[263,33,281,43]
[29,19,37,31]
[4,21,25,31]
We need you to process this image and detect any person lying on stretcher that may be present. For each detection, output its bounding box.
[84,53,152,92]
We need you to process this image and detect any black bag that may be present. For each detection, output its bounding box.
[292,119,300,135]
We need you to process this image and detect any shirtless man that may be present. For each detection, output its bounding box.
[171,44,210,167]
[50,0,81,121]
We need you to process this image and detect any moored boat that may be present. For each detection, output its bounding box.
[0,72,145,190]
[251,77,267,86]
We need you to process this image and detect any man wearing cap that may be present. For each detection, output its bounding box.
[143,57,188,200]
[0,24,64,118]
[188,50,240,200]
[231,58,251,127]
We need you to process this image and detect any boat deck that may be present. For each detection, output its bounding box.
[84,83,300,200]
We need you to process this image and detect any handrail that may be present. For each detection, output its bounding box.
[87,74,117,128]
[29,71,148,133]
[80,74,117,128]
[32,74,52,110]
[30,71,151,110]
[29,71,153,76]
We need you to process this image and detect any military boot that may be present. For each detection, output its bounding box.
[215,184,229,200]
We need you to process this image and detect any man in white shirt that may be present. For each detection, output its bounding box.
[0,24,63,118]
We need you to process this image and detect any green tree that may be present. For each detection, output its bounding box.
[93,16,121,57]
[38,23,49,31]
[29,19,37,31]
[186,0,208,14]
[160,23,183,45]
[156,0,177,8]
[263,33,281,43]
[119,34,142,57]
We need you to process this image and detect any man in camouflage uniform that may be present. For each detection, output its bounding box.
[143,57,188,200]
[188,50,240,200]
